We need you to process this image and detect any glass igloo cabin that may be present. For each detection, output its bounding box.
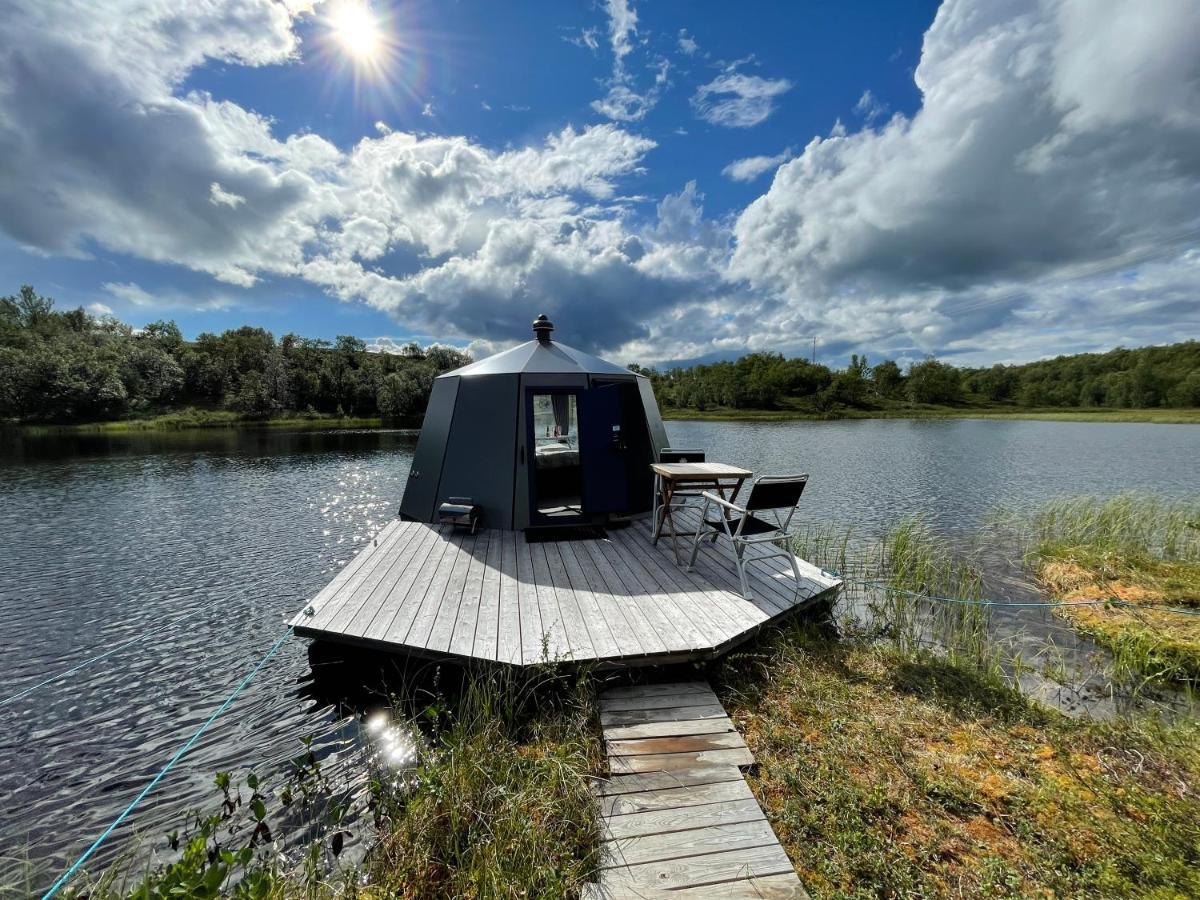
[399,315,669,530]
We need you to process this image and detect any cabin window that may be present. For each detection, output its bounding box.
[531,392,582,518]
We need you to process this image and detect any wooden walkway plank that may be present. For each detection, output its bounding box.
[601,682,714,699]
[590,681,808,900]
[606,732,749,757]
[600,778,753,817]
[592,765,747,797]
[601,691,729,712]
[600,844,797,893]
[609,748,756,774]
[602,818,782,869]
[600,702,729,728]
[603,716,737,741]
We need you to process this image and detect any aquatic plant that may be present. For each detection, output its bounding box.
[1025,493,1200,685]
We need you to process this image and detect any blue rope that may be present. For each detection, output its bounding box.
[1,608,208,708]
[823,572,1200,616]
[41,625,294,900]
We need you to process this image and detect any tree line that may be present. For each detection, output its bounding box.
[2,284,1197,425]
[0,286,470,423]
[629,341,1200,412]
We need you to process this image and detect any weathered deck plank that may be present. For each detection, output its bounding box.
[589,681,808,899]
[495,529,523,665]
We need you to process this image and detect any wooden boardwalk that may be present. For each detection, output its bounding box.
[587,682,807,898]
[290,514,840,668]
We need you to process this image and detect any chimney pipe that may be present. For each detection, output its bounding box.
[532,314,554,343]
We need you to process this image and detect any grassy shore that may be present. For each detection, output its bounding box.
[14,408,387,434]
[12,404,1200,433]
[662,404,1200,424]
[717,624,1200,899]
[1027,495,1200,684]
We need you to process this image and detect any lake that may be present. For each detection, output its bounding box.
[1,418,1197,885]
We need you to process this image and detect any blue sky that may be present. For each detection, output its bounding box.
[1,0,1198,366]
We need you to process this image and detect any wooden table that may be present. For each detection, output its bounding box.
[651,462,753,563]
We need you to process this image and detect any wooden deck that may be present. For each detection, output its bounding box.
[586,682,808,898]
[290,512,840,668]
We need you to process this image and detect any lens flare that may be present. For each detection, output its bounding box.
[313,0,431,117]
[329,1,382,61]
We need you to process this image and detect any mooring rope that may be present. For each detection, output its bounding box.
[1,607,210,708]
[824,571,1200,615]
[41,625,295,900]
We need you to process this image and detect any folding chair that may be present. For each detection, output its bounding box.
[687,474,809,600]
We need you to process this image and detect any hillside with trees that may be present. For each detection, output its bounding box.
[631,342,1200,413]
[1,285,1196,426]
[0,286,470,424]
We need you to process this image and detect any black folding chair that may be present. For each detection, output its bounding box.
[687,474,809,600]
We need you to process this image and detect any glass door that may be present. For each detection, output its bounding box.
[527,390,583,522]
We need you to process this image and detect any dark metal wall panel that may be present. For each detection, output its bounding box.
[637,375,670,456]
[398,376,460,522]
[436,376,520,529]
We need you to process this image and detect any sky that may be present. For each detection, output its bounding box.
[1,0,1198,368]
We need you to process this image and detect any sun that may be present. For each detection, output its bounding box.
[328,1,383,61]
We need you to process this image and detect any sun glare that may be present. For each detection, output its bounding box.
[329,1,383,61]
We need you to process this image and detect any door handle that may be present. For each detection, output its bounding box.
[520,445,525,464]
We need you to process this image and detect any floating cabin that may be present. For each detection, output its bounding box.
[291,316,841,669]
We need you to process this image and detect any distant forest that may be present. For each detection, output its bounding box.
[0,285,470,423]
[1,284,1198,424]
[634,342,1200,412]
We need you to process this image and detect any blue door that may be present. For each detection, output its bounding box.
[579,383,629,514]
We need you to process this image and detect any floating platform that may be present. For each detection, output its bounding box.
[291,512,840,668]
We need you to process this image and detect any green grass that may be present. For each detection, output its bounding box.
[662,404,1200,424]
[360,669,601,899]
[716,623,1200,899]
[1025,494,1200,684]
[16,408,386,434]
[62,667,602,900]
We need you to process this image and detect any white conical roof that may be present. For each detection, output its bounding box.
[441,338,635,378]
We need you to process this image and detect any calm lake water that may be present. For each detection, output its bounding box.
[1,418,1197,886]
